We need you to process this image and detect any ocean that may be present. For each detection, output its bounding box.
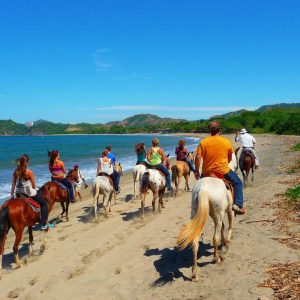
[0,134,200,203]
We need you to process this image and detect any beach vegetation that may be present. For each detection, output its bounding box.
[0,104,299,135]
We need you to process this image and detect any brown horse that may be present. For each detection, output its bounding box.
[171,152,195,195]
[239,149,255,186]
[0,183,56,278]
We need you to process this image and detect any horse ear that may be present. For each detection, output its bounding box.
[191,151,194,154]
[167,154,170,158]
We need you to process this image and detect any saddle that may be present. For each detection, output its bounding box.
[17,194,41,213]
[98,172,114,186]
[148,166,166,177]
[202,171,234,200]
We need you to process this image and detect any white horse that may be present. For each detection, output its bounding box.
[177,177,235,282]
[228,147,239,172]
[92,176,114,218]
[92,163,122,219]
[133,164,147,198]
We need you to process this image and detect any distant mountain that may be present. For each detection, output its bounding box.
[221,109,249,118]
[256,103,300,112]
[106,114,185,127]
[0,119,27,135]
[0,104,299,135]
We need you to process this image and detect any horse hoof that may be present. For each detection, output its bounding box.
[66,217,69,222]
[212,257,221,264]
[192,275,199,282]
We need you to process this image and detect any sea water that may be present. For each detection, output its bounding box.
[0,134,200,203]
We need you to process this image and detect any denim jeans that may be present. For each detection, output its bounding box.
[113,168,120,187]
[30,190,48,226]
[185,158,195,172]
[154,164,171,189]
[224,169,244,208]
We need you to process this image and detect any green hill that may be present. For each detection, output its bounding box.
[0,104,299,135]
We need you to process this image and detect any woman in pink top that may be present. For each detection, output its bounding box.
[48,150,75,202]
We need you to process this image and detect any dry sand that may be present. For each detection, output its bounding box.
[1,134,299,300]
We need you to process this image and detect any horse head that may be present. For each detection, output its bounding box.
[115,162,123,175]
[66,169,79,183]
[165,154,171,170]
[187,151,195,162]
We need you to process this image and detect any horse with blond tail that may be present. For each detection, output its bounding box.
[177,177,235,281]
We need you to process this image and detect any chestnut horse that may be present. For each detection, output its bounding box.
[0,182,57,278]
[239,149,255,186]
[171,152,195,195]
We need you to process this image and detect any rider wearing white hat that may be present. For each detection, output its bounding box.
[235,129,259,168]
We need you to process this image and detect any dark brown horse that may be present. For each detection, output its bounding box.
[0,183,56,277]
[239,149,255,186]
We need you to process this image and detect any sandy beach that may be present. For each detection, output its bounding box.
[1,134,299,300]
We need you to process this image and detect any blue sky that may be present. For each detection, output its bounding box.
[0,1,299,124]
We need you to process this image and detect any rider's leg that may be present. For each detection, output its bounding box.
[251,149,259,166]
[110,174,119,192]
[31,191,48,227]
[224,170,244,208]
[60,178,75,202]
[185,158,195,172]
[156,164,172,190]
[113,168,120,189]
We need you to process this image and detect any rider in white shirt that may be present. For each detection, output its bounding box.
[235,128,259,168]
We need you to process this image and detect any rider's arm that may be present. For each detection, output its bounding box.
[60,160,66,174]
[195,143,202,172]
[11,171,17,196]
[28,170,36,189]
[159,148,167,163]
[146,148,152,162]
[97,159,102,175]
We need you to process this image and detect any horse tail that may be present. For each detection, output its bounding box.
[0,205,10,256]
[140,172,150,194]
[171,165,178,184]
[177,189,209,250]
[93,178,101,200]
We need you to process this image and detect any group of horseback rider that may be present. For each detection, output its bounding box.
[135,123,259,215]
[10,123,259,230]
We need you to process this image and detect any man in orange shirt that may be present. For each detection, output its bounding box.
[195,121,245,214]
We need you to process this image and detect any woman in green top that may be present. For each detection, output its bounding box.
[135,143,149,166]
[146,138,172,191]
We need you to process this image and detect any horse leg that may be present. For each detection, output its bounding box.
[28,226,34,254]
[65,200,70,222]
[159,190,165,209]
[219,222,228,260]
[251,168,254,182]
[108,192,113,214]
[60,202,66,218]
[212,216,222,264]
[185,174,191,191]
[93,195,98,219]
[226,209,235,244]
[13,228,24,268]
[133,171,137,198]
[141,192,147,220]
[103,194,109,217]
[152,192,158,213]
[192,236,200,282]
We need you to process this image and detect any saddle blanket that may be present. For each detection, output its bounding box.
[23,197,41,213]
